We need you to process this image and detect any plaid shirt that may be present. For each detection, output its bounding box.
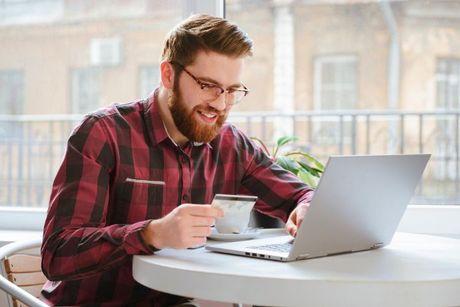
[40,90,313,306]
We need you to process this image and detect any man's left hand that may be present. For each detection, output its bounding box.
[285,202,309,237]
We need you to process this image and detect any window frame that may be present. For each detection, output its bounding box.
[313,54,358,111]
[139,65,160,99]
[0,69,24,115]
[70,67,102,114]
[313,54,358,145]
[436,57,460,110]
[0,0,225,232]
[1,0,459,238]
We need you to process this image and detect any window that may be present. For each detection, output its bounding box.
[313,55,357,145]
[437,58,460,110]
[0,70,24,142]
[226,0,460,206]
[0,70,24,115]
[71,68,101,114]
[0,0,459,234]
[139,65,159,98]
[0,0,221,215]
[314,55,358,111]
[90,37,123,67]
[434,58,460,181]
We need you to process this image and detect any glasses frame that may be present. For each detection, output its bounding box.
[171,62,249,105]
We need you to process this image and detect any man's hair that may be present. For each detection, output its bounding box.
[161,14,253,72]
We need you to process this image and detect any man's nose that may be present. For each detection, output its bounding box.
[208,92,227,111]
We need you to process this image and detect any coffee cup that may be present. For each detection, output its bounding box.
[211,194,257,234]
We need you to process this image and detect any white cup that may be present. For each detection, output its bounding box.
[212,194,257,234]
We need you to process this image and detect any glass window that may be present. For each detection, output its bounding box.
[313,56,357,145]
[314,56,357,111]
[436,58,460,110]
[226,0,460,205]
[139,65,159,98]
[0,0,214,209]
[0,70,24,115]
[71,68,101,114]
[434,58,460,181]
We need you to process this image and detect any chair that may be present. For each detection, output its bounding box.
[0,237,48,307]
[0,238,249,307]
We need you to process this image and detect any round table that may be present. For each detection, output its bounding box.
[133,231,460,307]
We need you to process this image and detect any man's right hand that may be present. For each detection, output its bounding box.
[141,204,224,249]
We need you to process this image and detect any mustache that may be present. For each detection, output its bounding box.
[193,105,226,117]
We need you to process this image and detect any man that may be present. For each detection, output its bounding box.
[41,14,313,306]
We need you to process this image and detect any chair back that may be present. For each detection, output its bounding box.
[0,238,48,307]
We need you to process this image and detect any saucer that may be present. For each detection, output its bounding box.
[207,228,260,241]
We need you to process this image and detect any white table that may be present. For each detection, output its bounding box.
[133,230,460,307]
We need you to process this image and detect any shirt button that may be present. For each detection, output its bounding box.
[182,194,188,201]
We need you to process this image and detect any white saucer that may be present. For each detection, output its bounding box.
[207,228,260,241]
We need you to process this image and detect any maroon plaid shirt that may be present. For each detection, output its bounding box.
[40,90,313,306]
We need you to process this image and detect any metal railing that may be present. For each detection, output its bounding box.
[1,110,459,207]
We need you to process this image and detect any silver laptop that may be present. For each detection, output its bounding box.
[206,154,430,262]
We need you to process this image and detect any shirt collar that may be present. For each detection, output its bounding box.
[143,89,169,146]
[143,88,213,150]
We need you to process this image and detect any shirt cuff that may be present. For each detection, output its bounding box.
[298,190,314,205]
[123,220,160,255]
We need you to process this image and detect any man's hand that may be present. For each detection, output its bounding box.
[285,202,309,237]
[141,204,224,249]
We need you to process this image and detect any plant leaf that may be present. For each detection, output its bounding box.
[276,136,298,148]
[297,160,323,178]
[286,151,324,172]
[273,136,298,158]
[276,156,300,175]
[298,169,318,188]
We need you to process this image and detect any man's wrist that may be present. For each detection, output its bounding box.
[141,219,163,250]
[298,202,310,208]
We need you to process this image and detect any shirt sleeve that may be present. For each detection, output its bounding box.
[41,115,156,282]
[235,128,314,222]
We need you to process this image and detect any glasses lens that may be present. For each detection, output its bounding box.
[231,90,246,104]
[200,85,221,101]
[199,84,248,105]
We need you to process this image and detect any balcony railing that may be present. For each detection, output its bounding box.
[1,110,459,208]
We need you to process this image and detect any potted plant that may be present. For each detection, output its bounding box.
[251,136,324,188]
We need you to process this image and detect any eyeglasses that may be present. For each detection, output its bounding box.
[171,62,249,105]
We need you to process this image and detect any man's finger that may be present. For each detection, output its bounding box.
[190,226,212,238]
[285,221,296,237]
[289,225,297,237]
[184,204,224,217]
[296,216,304,228]
[190,216,216,227]
[189,237,207,249]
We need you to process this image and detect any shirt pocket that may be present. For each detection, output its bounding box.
[117,178,164,221]
[120,179,164,203]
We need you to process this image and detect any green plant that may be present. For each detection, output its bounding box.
[252,136,324,188]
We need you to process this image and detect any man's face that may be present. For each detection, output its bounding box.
[168,51,245,143]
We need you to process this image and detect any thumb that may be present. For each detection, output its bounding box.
[285,219,297,237]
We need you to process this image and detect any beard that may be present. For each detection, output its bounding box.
[168,88,228,143]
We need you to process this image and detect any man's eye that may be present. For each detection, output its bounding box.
[200,83,217,90]
[228,88,243,94]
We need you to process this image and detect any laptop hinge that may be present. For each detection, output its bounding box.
[296,253,310,260]
[371,242,384,249]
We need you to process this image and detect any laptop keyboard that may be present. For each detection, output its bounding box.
[248,242,292,253]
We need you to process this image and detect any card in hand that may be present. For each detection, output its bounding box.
[211,194,258,215]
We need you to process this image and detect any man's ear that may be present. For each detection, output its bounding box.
[160,61,175,90]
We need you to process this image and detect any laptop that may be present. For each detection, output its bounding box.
[206,154,430,262]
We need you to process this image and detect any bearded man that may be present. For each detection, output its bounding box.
[40,14,313,306]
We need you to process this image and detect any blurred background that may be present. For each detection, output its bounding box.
[0,0,459,209]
